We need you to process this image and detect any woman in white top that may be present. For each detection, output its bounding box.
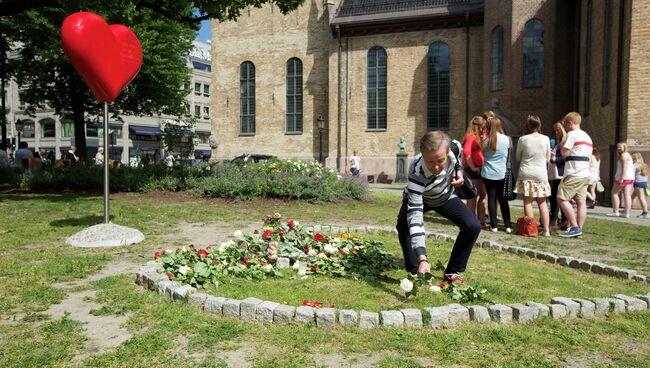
[514,116,551,236]
[608,142,635,218]
[586,151,601,208]
[631,152,648,218]
[95,147,104,166]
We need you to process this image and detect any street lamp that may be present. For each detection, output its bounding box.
[15,119,24,148]
[317,114,325,164]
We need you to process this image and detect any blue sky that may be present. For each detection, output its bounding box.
[197,19,211,41]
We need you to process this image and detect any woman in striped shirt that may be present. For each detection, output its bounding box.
[396,131,481,283]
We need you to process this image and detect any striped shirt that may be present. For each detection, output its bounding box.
[563,129,593,178]
[402,140,462,255]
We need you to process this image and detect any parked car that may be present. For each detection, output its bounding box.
[230,154,276,165]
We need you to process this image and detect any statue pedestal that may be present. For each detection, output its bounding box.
[395,152,408,183]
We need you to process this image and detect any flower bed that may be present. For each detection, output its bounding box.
[156,213,399,288]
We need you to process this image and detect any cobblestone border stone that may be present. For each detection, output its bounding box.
[134,225,650,329]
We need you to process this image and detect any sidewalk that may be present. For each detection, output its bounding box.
[368,183,650,227]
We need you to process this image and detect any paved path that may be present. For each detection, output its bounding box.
[368,183,650,227]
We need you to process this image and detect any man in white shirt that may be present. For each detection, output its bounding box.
[349,150,360,176]
[558,112,593,238]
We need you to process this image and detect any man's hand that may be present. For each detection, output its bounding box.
[451,171,464,188]
[417,258,430,274]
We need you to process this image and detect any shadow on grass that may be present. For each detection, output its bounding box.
[0,192,99,203]
[50,215,108,227]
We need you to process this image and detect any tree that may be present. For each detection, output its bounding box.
[1,0,304,160]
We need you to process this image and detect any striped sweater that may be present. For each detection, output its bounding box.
[402,140,462,256]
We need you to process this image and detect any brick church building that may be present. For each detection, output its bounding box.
[211,0,650,190]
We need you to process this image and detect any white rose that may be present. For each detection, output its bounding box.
[164,248,172,254]
[331,237,341,243]
[292,261,300,270]
[308,249,317,256]
[429,285,442,293]
[317,252,328,259]
[263,264,273,271]
[399,278,414,293]
[324,244,336,254]
[181,247,187,252]
[233,230,243,238]
[293,220,299,226]
[178,265,191,275]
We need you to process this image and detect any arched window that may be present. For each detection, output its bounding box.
[427,42,450,130]
[285,58,303,133]
[367,47,387,130]
[523,19,544,87]
[239,61,255,134]
[490,26,504,91]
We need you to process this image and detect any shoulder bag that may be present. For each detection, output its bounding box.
[503,137,517,201]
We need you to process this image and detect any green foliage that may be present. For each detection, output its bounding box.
[17,160,367,201]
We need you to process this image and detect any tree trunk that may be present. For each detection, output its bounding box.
[71,88,86,161]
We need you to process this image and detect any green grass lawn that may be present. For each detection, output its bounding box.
[0,191,649,367]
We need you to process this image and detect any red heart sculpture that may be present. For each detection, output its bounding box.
[61,12,142,102]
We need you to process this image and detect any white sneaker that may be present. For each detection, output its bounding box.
[505,228,512,234]
[491,228,498,232]
[637,212,649,219]
[622,213,630,218]
[606,213,620,217]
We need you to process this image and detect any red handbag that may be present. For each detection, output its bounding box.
[516,216,539,237]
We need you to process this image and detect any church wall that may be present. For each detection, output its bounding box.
[326,26,484,179]
[211,1,331,161]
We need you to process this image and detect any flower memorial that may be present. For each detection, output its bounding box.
[155,213,399,288]
[400,270,489,303]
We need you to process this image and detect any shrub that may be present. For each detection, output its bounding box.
[14,159,367,201]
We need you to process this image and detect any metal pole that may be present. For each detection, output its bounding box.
[319,128,323,164]
[103,102,110,224]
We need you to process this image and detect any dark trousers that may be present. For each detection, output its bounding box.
[396,196,480,275]
[482,177,512,229]
[549,179,566,224]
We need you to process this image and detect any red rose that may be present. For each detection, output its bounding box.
[241,257,251,265]
[314,233,325,242]
[262,230,274,239]
[188,244,195,249]
[175,248,181,253]
[198,249,208,258]
[265,214,272,220]
[154,251,161,259]
[212,261,220,265]
[330,304,335,308]
[311,264,318,272]
[439,282,446,289]
[167,273,174,279]
[278,230,285,237]
[254,229,259,234]
[287,220,295,228]
[340,250,346,256]
[303,299,309,306]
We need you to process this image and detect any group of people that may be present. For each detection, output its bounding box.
[457,111,598,238]
[0,142,57,171]
[394,111,630,283]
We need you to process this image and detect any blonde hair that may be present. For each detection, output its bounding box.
[632,152,648,176]
[552,121,566,147]
[486,117,504,152]
[464,116,486,147]
[563,112,582,125]
[483,110,496,121]
[617,142,628,155]
[420,131,450,153]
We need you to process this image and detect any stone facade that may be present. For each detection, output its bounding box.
[211,0,650,184]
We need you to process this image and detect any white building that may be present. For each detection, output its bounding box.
[2,40,213,164]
